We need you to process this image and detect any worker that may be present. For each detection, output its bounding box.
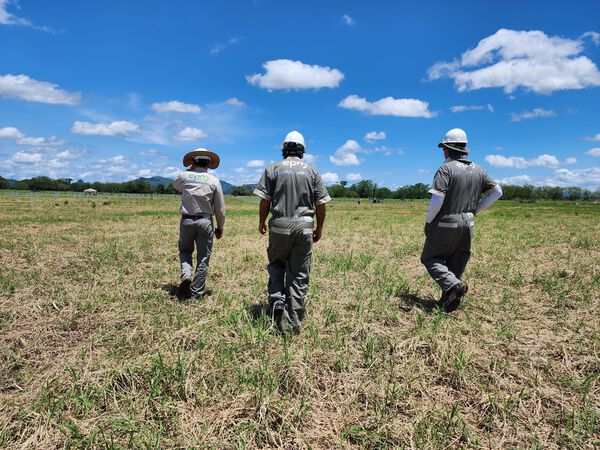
[172,148,225,299]
[254,131,331,334]
[421,128,503,312]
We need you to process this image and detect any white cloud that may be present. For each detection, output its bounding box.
[246,160,264,168]
[364,131,386,143]
[450,105,484,113]
[497,175,534,185]
[16,135,65,146]
[210,37,243,55]
[510,108,556,122]
[247,59,344,90]
[418,168,430,174]
[0,126,23,138]
[225,97,246,107]
[330,139,361,166]
[151,100,201,114]
[71,121,139,137]
[545,167,600,188]
[585,133,600,142]
[0,74,81,105]
[342,14,355,26]
[565,157,577,165]
[175,126,208,141]
[586,148,600,157]
[321,172,339,184]
[428,29,600,94]
[485,153,561,169]
[346,172,362,181]
[10,151,43,163]
[0,0,52,31]
[303,153,316,164]
[339,95,436,118]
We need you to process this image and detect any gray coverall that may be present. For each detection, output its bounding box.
[172,168,225,297]
[254,157,331,334]
[421,157,497,294]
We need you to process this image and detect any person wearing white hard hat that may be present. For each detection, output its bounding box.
[254,131,331,334]
[172,148,225,299]
[420,128,503,312]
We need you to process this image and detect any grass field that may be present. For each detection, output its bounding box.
[0,194,598,448]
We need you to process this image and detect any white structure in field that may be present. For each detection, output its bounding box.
[83,188,97,196]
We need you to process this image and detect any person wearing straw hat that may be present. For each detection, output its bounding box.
[172,148,225,299]
[421,128,503,312]
[254,131,331,335]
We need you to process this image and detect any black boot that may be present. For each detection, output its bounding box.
[442,282,468,312]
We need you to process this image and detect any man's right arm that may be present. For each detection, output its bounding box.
[258,199,270,235]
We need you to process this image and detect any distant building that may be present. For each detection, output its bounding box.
[83,188,97,196]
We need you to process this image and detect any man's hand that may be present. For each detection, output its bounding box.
[215,228,223,239]
[313,227,322,243]
[258,221,267,235]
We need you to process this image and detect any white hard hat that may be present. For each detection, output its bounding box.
[438,128,469,153]
[283,130,305,149]
[442,128,468,144]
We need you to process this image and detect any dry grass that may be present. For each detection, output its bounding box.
[0,194,598,448]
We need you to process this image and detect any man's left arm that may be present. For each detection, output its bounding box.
[213,181,226,239]
[475,171,503,214]
[313,171,331,242]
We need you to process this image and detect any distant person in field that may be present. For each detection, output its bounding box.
[172,148,225,300]
[421,128,503,312]
[254,131,331,334]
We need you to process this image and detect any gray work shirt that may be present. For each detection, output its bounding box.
[429,158,497,217]
[172,168,226,229]
[253,157,331,219]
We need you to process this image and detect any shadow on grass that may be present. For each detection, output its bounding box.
[247,302,269,321]
[400,292,439,312]
[161,282,190,302]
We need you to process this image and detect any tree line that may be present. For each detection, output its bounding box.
[0,176,178,194]
[1,175,598,200]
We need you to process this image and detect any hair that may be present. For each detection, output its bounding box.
[282,142,305,159]
[448,149,468,160]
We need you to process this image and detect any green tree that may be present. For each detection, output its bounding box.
[0,176,10,189]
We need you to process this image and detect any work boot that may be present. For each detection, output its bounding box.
[442,282,468,312]
[271,299,285,314]
[177,275,192,297]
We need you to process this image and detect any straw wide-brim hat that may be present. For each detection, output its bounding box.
[183,148,220,169]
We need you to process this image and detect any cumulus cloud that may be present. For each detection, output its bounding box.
[321,172,339,184]
[175,126,208,141]
[346,172,361,181]
[16,135,65,146]
[10,151,43,163]
[0,74,81,105]
[0,126,23,138]
[484,153,561,169]
[246,160,265,168]
[427,29,600,94]
[510,108,556,122]
[303,153,316,164]
[565,157,577,165]
[339,95,436,118]
[364,131,386,143]
[330,140,361,166]
[71,121,139,137]
[151,100,201,114]
[497,175,534,185]
[247,59,344,90]
[586,148,600,157]
[545,167,600,188]
[585,133,600,142]
[342,14,355,26]
[225,97,246,107]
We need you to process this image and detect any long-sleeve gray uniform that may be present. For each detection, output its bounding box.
[172,168,225,297]
[421,156,500,294]
[254,157,331,334]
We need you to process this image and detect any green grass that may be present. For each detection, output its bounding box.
[0,195,598,448]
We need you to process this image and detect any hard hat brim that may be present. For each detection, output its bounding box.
[438,142,469,153]
[183,149,220,169]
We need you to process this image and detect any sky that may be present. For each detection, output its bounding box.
[1,0,600,190]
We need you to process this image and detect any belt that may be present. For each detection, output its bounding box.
[438,212,474,228]
[182,213,212,220]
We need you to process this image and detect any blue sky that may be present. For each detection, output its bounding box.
[1,0,600,189]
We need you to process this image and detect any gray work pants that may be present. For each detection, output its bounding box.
[178,216,214,297]
[267,218,313,334]
[421,213,474,294]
